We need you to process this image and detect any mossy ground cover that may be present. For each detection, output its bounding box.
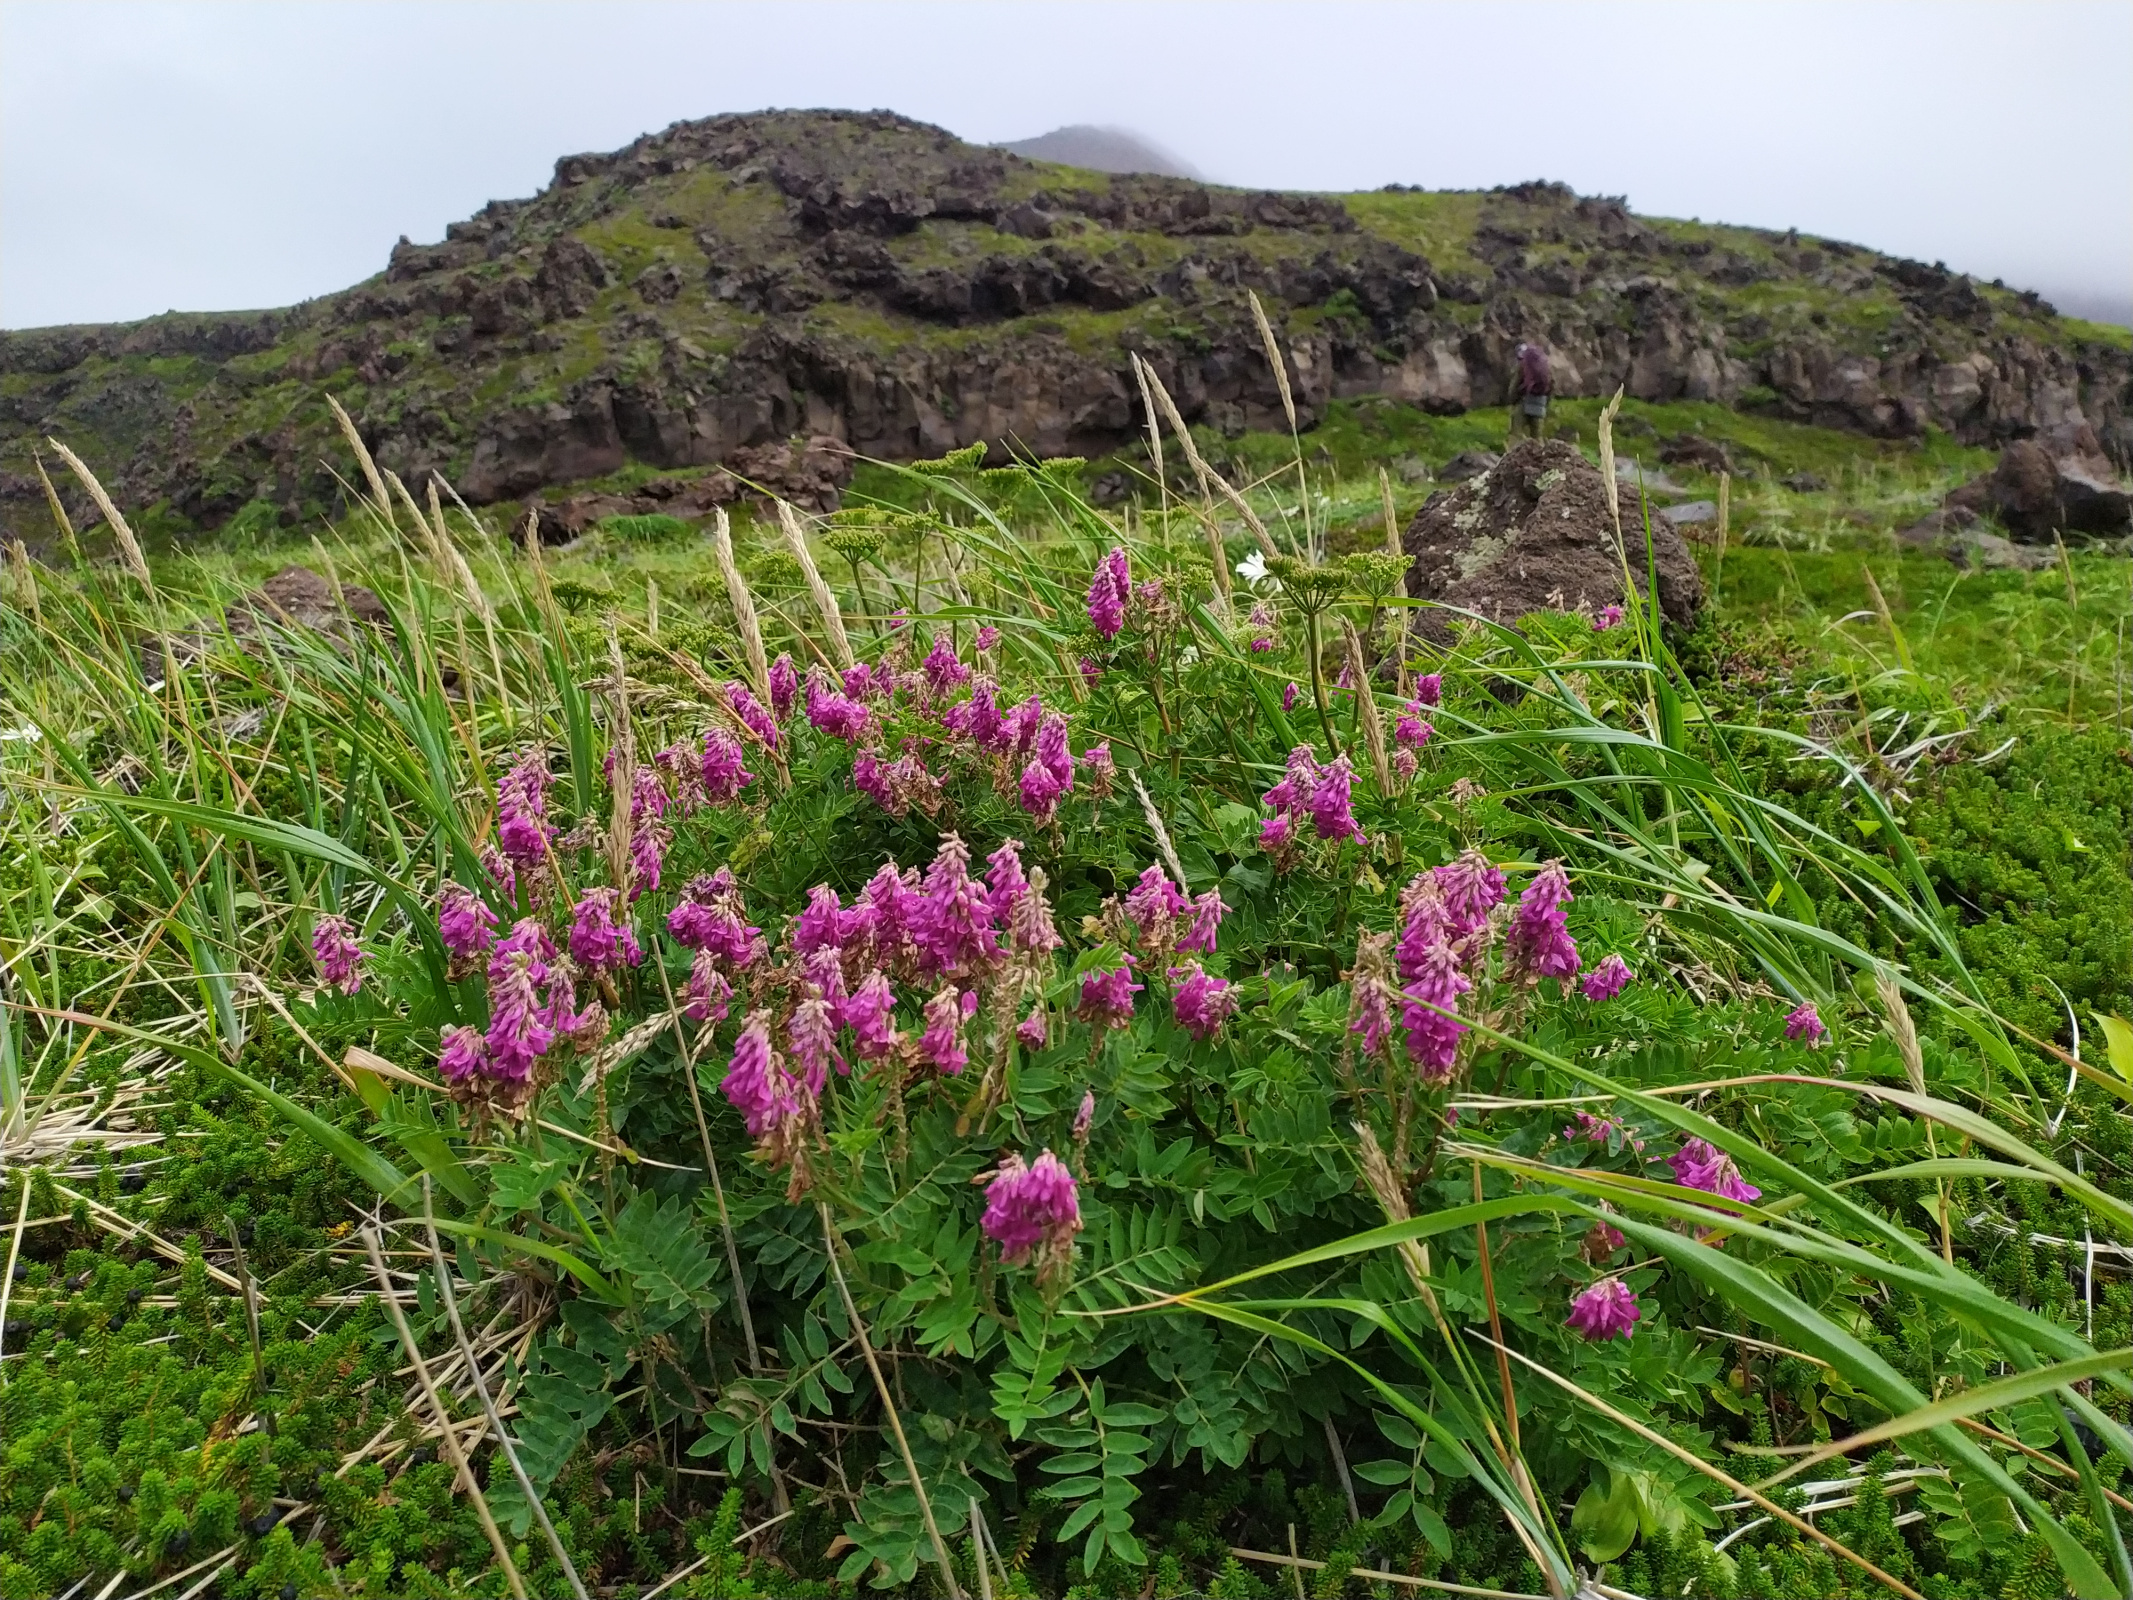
[2,399,2130,1600]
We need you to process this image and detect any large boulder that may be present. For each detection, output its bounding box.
[1401,438,1703,640]
[1934,424,2131,542]
[229,564,392,639]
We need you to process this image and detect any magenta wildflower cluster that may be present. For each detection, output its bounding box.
[688,830,1080,1221]
[1259,745,1366,862]
[1556,1123,1771,1342]
[728,628,1121,830]
[1346,849,1631,1089]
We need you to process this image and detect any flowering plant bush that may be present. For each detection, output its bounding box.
[26,434,2131,1600]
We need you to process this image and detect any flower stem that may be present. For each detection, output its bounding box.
[1306,609,1338,753]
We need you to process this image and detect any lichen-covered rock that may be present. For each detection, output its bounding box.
[1402,439,1703,640]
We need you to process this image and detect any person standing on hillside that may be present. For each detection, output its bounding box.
[1509,341,1552,442]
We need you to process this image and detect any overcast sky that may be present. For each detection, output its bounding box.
[3,0,2128,331]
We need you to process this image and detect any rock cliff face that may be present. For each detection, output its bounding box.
[3,109,2128,540]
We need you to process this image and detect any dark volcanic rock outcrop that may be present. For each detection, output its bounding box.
[1903,421,2132,551]
[1402,439,1703,638]
[4,109,2128,542]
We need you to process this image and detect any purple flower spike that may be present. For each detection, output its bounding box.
[1566,1278,1641,1342]
[1177,889,1227,955]
[438,1024,488,1085]
[1073,1090,1095,1139]
[791,884,848,957]
[495,753,554,868]
[788,992,843,1097]
[1077,959,1141,1032]
[1433,849,1506,937]
[1564,1109,1624,1144]
[1282,682,1300,712]
[485,921,559,1083]
[1351,967,1399,1062]
[725,682,780,750]
[1124,865,1189,937]
[982,1150,1081,1266]
[1087,547,1130,640]
[1400,941,1472,1082]
[917,985,971,1075]
[568,887,642,973]
[843,971,902,1062]
[1080,742,1114,798]
[1168,962,1236,1041]
[1594,604,1625,632]
[1017,1009,1048,1049]
[723,1010,802,1137]
[1394,712,1433,750]
[699,728,754,805]
[1580,954,1634,1002]
[1668,1138,1761,1205]
[922,635,971,695]
[438,884,498,967]
[1784,1002,1826,1044]
[768,653,799,720]
[1413,673,1443,708]
[1307,755,1364,843]
[975,624,1000,652]
[1505,860,1579,981]
[311,914,364,996]
[685,953,732,1023]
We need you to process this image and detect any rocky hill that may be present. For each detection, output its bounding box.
[3,107,2128,541]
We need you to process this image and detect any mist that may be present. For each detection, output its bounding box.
[3,0,2128,330]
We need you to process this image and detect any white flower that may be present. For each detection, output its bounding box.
[1236,549,1267,587]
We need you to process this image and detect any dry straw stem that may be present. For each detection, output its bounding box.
[1480,1333,1925,1600]
[7,539,39,630]
[1595,387,1623,545]
[1136,355,1282,561]
[1132,351,1200,498]
[605,627,637,899]
[519,510,567,642]
[820,1204,964,1600]
[1249,289,1312,555]
[1248,290,1299,435]
[326,392,396,531]
[649,951,762,1372]
[422,1180,590,1600]
[1379,467,1407,697]
[0,1177,30,1386]
[361,1225,530,1600]
[778,500,854,668]
[1131,770,1191,891]
[1877,966,1952,1261]
[1132,351,1225,603]
[1342,621,1391,795]
[1225,1545,1550,1599]
[1130,352,1168,492]
[386,470,448,576]
[33,453,77,549]
[1593,388,1638,609]
[426,476,497,623]
[711,507,770,697]
[46,437,153,592]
